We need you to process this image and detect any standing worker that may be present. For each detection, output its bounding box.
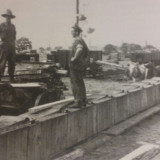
[0,9,16,82]
[70,24,89,108]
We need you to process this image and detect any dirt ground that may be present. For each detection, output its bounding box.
[62,76,135,98]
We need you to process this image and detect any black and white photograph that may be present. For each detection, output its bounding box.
[1,0,160,160]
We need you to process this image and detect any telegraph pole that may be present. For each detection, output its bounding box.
[76,0,79,25]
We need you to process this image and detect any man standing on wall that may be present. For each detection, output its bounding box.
[0,9,16,82]
[70,24,89,108]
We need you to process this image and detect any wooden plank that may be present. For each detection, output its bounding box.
[33,102,73,117]
[0,134,7,160]
[27,123,43,160]
[96,98,115,132]
[54,148,84,160]
[152,85,157,107]
[126,93,135,118]
[15,67,67,75]
[6,127,28,160]
[119,143,159,160]
[55,69,68,75]
[125,92,133,118]
[86,105,98,137]
[0,116,29,134]
[146,87,154,108]
[134,89,142,113]
[114,95,127,124]
[29,94,92,114]
[54,114,68,154]
[106,105,160,136]
[42,118,58,160]
[140,88,148,111]
[11,83,40,88]
[27,114,69,160]
[129,89,142,116]
[95,60,126,71]
[67,109,88,148]
[29,97,74,114]
[154,83,160,104]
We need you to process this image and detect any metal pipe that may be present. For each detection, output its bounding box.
[76,0,79,25]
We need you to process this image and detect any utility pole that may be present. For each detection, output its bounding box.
[76,0,79,25]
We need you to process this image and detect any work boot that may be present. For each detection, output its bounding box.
[69,102,81,108]
[69,101,86,109]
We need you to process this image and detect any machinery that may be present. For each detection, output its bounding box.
[49,49,103,77]
[131,51,160,65]
[0,63,67,115]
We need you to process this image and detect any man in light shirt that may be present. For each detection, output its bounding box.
[69,24,89,108]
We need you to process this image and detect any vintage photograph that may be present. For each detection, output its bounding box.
[1,0,160,160]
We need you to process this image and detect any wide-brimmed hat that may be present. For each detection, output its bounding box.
[2,9,15,19]
[72,24,82,33]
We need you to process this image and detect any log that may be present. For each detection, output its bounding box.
[56,69,68,75]
[29,94,92,114]
[29,97,74,114]
[95,60,127,71]
[15,69,67,75]
[11,83,41,88]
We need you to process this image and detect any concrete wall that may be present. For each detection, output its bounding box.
[0,79,160,160]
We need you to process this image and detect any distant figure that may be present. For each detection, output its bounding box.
[0,9,16,82]
[154,65,160,77]
[69,24,89,108]
[127,61,154,82]
[144,61,155,79]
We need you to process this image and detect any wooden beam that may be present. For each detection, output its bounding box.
[15,69,67,75]
[95,60,127,71]
[29,94,92,114]
[29,97,74,114]
[11,83,41,88]
[56,69,68,75]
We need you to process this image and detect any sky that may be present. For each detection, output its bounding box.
[0,0,160,49]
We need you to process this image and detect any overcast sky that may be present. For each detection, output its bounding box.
[0,0,160,49]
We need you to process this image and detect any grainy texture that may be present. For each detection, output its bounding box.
[1,78,160,160]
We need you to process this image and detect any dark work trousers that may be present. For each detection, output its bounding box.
[0,43,15,79]
[70,68,87,105]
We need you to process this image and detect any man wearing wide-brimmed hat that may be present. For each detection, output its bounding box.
[0,9,16,82]
[69,24,89,108]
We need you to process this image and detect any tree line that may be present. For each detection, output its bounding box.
[103,43,159,56]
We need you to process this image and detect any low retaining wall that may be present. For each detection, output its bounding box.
[1,78,160,160]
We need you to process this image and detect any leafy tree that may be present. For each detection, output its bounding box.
[46,47,52,51]
[103,44,117,55]
[120,43,129,55]
[120,43,142,58]
[39,47,45,53]
[143,45,158,52]
[16,37,32,53]
[129,44,142,52]
[54,46,63,51]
